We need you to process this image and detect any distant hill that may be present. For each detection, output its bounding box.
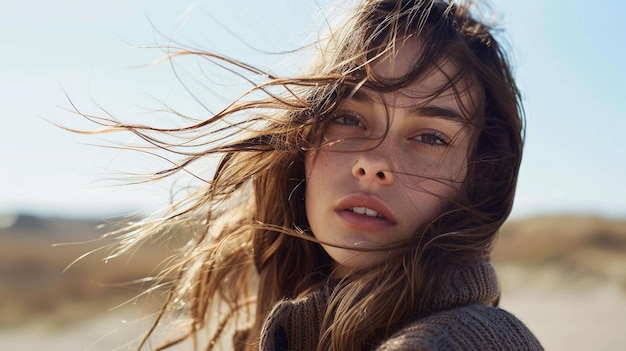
[0,213,126,239]
[493,215,626,290]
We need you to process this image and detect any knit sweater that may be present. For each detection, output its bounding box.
[257,262,543,350]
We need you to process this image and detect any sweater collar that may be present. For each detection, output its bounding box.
[430,260,500,311]
[259,261,499,351]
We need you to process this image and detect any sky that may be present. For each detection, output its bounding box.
[1,0,625,220]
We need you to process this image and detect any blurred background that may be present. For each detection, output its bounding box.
[1,0,625,350]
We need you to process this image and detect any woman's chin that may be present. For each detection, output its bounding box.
[323,244,385,277]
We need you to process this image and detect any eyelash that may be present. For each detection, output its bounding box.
[413,130,451,147]
[331,113,364,128]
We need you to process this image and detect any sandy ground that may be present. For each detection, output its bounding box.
[500,285,626,351]
[2,283,624,351]
[0,305,146,351]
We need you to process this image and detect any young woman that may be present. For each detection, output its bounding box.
[81,0,543,350]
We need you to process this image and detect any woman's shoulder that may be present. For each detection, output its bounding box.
[375,304,544,351]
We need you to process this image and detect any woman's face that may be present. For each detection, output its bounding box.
[305,38,477,277]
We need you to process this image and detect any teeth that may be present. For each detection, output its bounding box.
[350,207,383,218]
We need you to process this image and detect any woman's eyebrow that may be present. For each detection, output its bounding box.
[409,105,468,125]
[344,89,376,103]
[342,89,469,125]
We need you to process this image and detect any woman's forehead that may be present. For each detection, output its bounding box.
[365,36,482,116]
[369,36,452,80]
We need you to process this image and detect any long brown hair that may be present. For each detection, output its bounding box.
[74,0,522,350]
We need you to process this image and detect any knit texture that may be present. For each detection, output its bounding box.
[258,262,543,351]
[376,304,543,350]
[259,285,331,351]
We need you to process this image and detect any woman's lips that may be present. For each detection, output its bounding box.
[335,193,397,230]
[336,209,395,231]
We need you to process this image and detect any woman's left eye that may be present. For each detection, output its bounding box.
[413,131,450,146]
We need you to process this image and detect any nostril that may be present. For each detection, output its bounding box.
[376,171,385,179]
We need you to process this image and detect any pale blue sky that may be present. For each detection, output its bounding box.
[1,0,624,219]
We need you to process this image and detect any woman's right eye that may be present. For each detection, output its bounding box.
[332,113,364,128]
[324,109,371,145]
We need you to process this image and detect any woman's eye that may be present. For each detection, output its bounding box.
[332,114,363,128]
[414,132,450,146]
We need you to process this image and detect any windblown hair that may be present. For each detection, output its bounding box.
[78,0,522,350]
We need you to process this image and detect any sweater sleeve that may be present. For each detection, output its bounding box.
[375,304,544,351]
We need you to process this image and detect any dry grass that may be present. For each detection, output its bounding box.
[0,215,174,328]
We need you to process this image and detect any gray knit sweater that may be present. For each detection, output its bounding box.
[258,262,543,350]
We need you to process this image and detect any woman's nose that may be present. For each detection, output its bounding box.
[351,154,395,185]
